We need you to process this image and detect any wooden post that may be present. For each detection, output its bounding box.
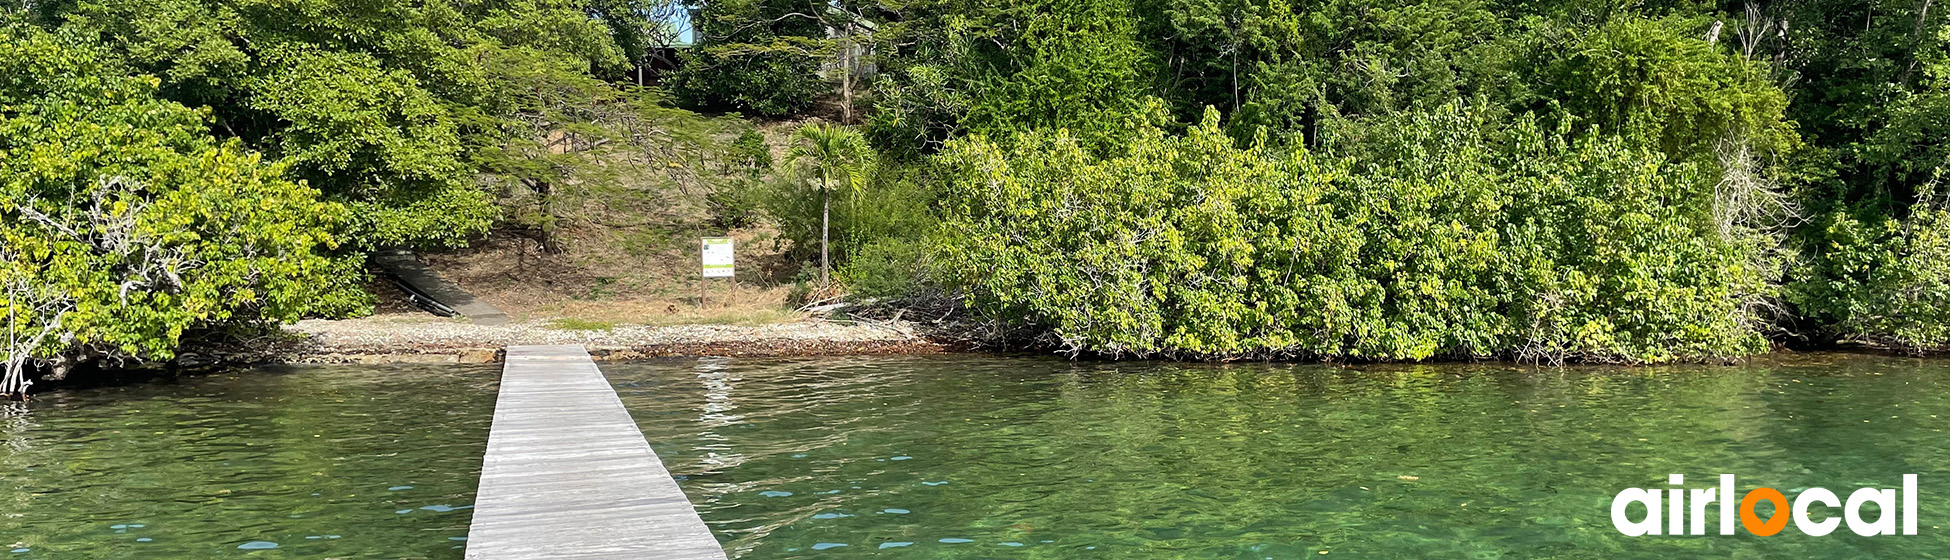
[699,238,707,309]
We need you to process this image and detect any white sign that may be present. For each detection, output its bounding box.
[702,237,735,278]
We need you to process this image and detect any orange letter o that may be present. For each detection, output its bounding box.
[1741,488,1790,536]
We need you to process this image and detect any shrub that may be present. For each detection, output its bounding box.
[841,238,926,299]
[0,23,362,392]
[707,176,768,230]
[762,147,933,289]
[666,0,830,117]
[1789,203,1950,350]
[931,105,1776,362]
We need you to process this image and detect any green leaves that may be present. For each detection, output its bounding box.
[790,124,876,193]
[1542,16,1793,162]
[249,47,458,178]
[933,106,1772,362]
[0,22,360,379]
[667,0,833,116]
[47,0,645,249]
[1777,1,1950,351]
[865,0,1166,157]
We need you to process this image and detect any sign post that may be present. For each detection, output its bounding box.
[701,237,734,308]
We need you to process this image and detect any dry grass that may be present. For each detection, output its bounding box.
[415,224,810,328]
[399,120,831,329]
[524,286,807,327]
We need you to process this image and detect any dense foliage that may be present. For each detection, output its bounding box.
[811,0,1939,360]
[1785,2,1950,349]
[0,23,357,393]
[44,0,634,247]
[1,1,740,388]
[936,107,1774,362]
[6,0,1949,373]
[667,0,832,117]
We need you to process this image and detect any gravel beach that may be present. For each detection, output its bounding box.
[279,314,940,364]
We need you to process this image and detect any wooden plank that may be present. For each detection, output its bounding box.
[467,345,726,560]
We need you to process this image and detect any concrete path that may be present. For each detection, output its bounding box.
[372,249,511,325]
[466,345,726,560]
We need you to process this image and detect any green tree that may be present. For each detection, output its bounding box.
[1774,0,1949,349]
[1537,16,1794,163]
[787,123,875,287]
[1863,21,1949,203]
[668,0,832,117]
[1146,0,1515,145]
[867,0,1161,157]
[44,0,629,248]
[463,44,744,253]
[0,22,357,394]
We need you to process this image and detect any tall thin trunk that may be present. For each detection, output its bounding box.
[3,282,18,397]
[1231,37,1240,113]
[821,181,832,287]
[1904,0,1935,82]
[841,26,855,124]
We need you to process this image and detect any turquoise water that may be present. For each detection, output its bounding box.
[607,353,1950,559]
[0,364,497,558]
[8,353,1950,558]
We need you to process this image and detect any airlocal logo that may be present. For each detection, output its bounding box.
[1612,474,1918,537]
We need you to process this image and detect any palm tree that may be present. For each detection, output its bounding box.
[787,123,874,287]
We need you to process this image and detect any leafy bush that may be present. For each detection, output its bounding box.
[0,23,361,392]
[1779,33,1950,351]
[761,141,932,289]
[708,177,769,230]
[705,130,775,229]
[1539,16,1794,161]
[931,106,1775,362]
[669,48,829,117]
[1789,203,1950,350]
[729,129,775,174]
[865,0,1164,157]
[841,238,926,299]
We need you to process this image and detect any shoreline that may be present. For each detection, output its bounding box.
[196,314,1931,368]
[253,315,947,365]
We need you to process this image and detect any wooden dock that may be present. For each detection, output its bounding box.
[466,345,727,560]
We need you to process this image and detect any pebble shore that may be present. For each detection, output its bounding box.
[279,315,941,364]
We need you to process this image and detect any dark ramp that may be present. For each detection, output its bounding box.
[371,249,511,325]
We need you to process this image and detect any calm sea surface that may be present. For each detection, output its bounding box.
[0,363,497,558]
[608,353,1950,559]
[7,354,1950,558]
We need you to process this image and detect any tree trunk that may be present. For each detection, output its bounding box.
[821,187,832,287]
[532,179,563,254]
[1904,0,1935,82]
[841,28,855,124]
[1231,39,1241,113]
[1,354,28,397]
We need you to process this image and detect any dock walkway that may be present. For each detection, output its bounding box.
[466,345,727,559]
